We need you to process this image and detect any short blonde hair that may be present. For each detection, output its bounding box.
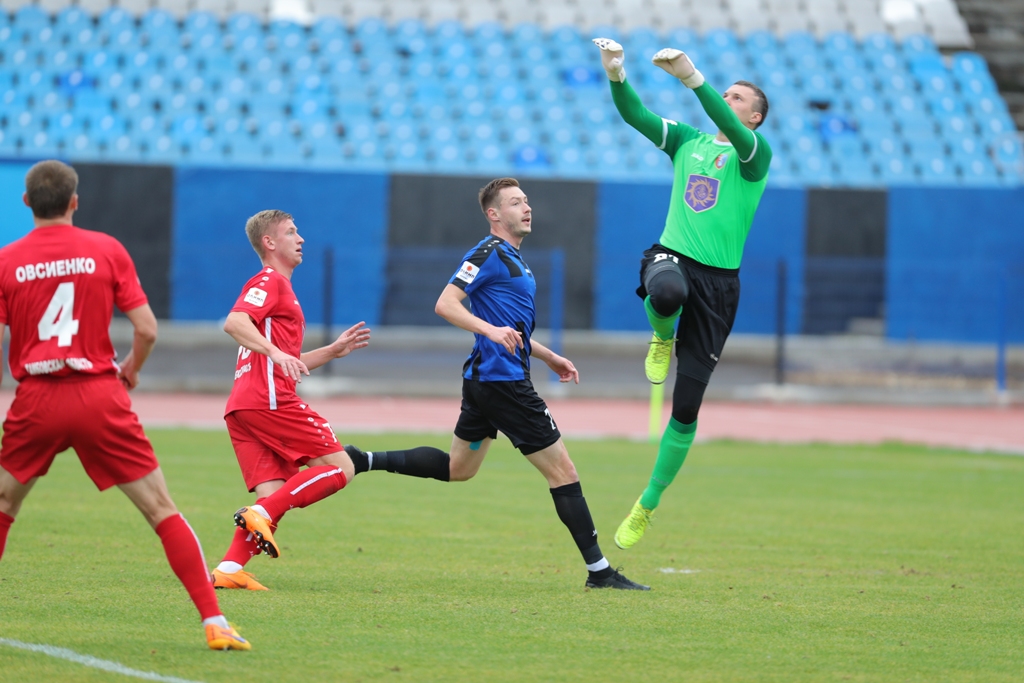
[245,209,293,258]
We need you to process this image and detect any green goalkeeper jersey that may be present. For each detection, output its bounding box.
[611,79,772,269]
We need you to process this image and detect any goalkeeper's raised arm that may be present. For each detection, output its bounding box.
[593,38,694,153]
[594,39,772,180]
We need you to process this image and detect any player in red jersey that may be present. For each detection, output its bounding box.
[211,209,370,591]
[0,161,249,651]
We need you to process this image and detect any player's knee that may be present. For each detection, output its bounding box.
[448,458,476,482]
[648,273,688,315]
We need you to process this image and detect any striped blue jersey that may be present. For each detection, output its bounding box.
[449,235,536,381]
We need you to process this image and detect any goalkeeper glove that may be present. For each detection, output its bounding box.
[592,37,626,83]
[652,48,705,89]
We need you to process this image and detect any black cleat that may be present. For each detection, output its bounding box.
[343,444,369,474]
[585,568,650,591]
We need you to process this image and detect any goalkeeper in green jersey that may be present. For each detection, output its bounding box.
[593,38,772,550]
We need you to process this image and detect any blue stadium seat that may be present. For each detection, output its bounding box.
[826,133,864,157]
[957,72,998,96]
[951,52,988,77]
[54,7,89,32]
[221,133,261,164]
[834,157,878,186]
[868,134,903,158]
[876,156,913,184]
[958,157,1000,185]
[704,28,739,51]
[766,154,797,185]
[473,21,505,43]
[552,146,589,177]
[916,156,957,185]
[23,129,62,158]
[784,31,818,55]
[13,6,50,32]
[901,34,938,56]
[795,153,836,184]
[976,113,1016,141]
[938,114,977,139]
[862,32,897,53]
[927,94,967,117]
[822,32,857,54]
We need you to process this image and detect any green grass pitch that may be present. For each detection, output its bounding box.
[0,429,1022,682]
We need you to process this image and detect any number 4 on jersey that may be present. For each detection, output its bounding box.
[38,282,79,347]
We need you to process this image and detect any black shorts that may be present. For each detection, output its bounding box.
[454,378,561,456]
[636,243,740,382]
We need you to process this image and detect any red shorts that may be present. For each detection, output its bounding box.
[0,374,159,491]
[225,404,341,491]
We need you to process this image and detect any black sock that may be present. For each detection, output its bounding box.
[370,447,450,482]
[345,445,370,474]
[550,482,611,576]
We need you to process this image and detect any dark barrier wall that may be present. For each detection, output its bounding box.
[887,186,1024,343]
[172,167,389,326]
[385,174,595,329]
[803,188,887,334]
[72,164,175,319]
[596,182,806,334]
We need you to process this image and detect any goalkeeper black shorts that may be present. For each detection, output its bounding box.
[636,243,740,379]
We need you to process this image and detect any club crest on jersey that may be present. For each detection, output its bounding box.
[455,261,478,284]
[715,153,729,169]
[243,287,268,307]
[684,174,720,213]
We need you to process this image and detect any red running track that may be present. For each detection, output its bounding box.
[3,391,1021,455]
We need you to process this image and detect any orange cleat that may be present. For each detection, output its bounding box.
[233,507,280,559]
[212,568,269,591]
[205,624,251,651]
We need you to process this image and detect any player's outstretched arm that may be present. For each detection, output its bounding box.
[653,48,759,162]
[224,310,309,382]
[300,321,371,371]
[531,339,580,384]
[435,284,523,355]
[593,38,672,149]
[118,304,158,390]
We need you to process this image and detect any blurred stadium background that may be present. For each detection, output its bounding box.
[0,0,1021,405]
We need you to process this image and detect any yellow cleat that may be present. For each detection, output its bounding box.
[614,497,655,550]
[205,624,251,651]
[644,333,674,384]
[212,568,269,591]
[234,507,280,559]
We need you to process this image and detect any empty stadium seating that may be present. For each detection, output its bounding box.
[0,1,1020,186]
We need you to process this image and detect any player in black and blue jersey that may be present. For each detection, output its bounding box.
[344,178,647,591]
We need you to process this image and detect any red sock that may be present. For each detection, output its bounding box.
[259,465,347,521]
[0,511,13,561]
[221,497,286,566]
[155,513,221,621]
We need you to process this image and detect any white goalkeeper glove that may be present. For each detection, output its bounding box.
[652,48,705,89]
[592,37,626,83]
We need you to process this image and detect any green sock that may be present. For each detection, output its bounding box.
[640,417,696,510]
[644,296,681,341]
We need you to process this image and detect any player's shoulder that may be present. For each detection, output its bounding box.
[462,235,503,265]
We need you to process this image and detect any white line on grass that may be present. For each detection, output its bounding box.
[0,638,205,683]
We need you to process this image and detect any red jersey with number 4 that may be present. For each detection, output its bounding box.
[0,224,147,383]
[225,267,306,415]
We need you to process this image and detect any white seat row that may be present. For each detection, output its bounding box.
[0,0,974,48]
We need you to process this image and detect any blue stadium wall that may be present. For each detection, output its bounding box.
[0,160,1020,343]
